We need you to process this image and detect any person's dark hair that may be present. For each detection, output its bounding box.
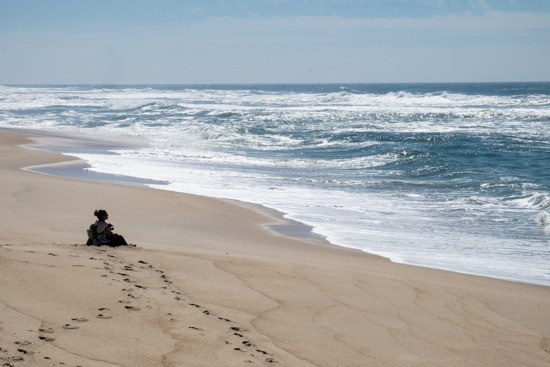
[94,209,108,220]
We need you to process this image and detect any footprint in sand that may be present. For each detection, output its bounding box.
[63,324,79,330]
[39,336,56,342]
[124,306,141,311]
[71,318,89,322]
[97,314,113,319]
[14,341,32,346]
[39,328,54,333]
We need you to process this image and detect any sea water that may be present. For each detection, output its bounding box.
[1,83,549,286]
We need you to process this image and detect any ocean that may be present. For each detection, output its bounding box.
[1,83,549,286]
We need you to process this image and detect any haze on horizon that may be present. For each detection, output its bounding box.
[1,0,549,85]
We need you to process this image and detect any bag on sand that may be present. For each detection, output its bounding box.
[86,221,99,246]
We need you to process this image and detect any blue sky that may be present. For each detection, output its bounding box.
[1,0,549,84]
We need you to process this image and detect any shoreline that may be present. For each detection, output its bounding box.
[1,129,550,366]
[13,126,549,287]
[11,127,328,243]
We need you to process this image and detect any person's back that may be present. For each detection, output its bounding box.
[93,218,110,246]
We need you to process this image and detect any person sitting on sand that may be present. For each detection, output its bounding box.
[93,209,134,247]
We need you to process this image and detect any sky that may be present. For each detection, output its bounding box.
[1,0,549,84]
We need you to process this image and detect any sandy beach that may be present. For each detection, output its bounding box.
[1,130,549,367]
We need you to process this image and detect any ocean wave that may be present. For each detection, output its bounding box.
[527,192,550,210]
[536,211,550,233]
[507,192,550,211]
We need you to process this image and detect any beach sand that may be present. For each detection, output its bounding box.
[1,130,549,367]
